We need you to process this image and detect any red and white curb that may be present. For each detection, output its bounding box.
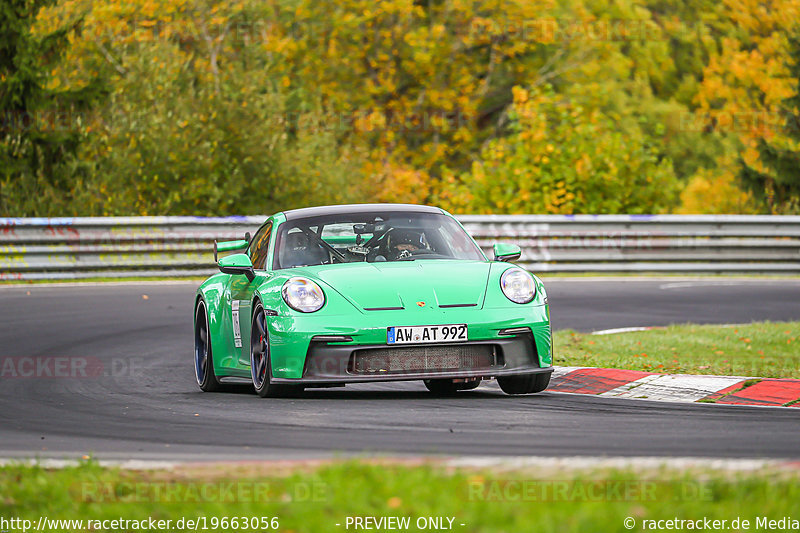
[550,367,800,407]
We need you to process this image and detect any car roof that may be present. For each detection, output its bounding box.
[281,203,445,221]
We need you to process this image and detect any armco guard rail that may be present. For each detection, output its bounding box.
[1,214,799,280]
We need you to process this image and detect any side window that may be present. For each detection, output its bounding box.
[249,222,273,270]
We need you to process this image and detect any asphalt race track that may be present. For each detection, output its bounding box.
[1,278,799,461]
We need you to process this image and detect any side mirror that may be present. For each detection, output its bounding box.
[493,243,521,262]
[218,253,255,282]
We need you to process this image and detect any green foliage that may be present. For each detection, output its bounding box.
[0,0,104,216]
[81,63,369,215]
[439,86,680,214]
[44,0,372,215]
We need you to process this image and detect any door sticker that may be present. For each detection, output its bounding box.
[232,300,242,348]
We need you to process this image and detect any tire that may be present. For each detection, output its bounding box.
[251,302,304,398]
[195,299,221,392]
[497,372,550,395]
[424,378,481,394]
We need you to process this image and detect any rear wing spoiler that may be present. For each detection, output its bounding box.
[213,238,249,262]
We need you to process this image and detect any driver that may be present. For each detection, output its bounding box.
[390,229,426,260]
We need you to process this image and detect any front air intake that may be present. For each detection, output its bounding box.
[350,344,499,374]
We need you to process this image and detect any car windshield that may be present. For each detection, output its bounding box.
[273,211,485,269]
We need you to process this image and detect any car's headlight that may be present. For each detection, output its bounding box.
[282,277,325,313]
[500,268,536,304]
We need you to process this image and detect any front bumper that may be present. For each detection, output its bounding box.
[271,330,552,385]
[267,304,552,380]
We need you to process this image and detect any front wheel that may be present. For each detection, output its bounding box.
[195,299,221,392]
[251,302,304,398]
[497,372,550,395]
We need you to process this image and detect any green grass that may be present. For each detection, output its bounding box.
[555,321,800,378]
[2,461,799,532]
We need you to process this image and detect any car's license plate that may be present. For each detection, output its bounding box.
[387,324,468,344]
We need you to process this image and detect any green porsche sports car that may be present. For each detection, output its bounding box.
[194,204,552,397]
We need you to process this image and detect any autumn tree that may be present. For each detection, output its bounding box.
[33,0,372,215]
[261,0,598,204]
[438,85,680,214]
[0,0,104,215]
[687,0,799,213]
[738,31,800,213]
[15,0,800,216]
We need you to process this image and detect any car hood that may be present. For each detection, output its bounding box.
[300,260,491,310]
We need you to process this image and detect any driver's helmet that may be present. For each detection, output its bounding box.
[389,229,425,257]
[281,231,326,267]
